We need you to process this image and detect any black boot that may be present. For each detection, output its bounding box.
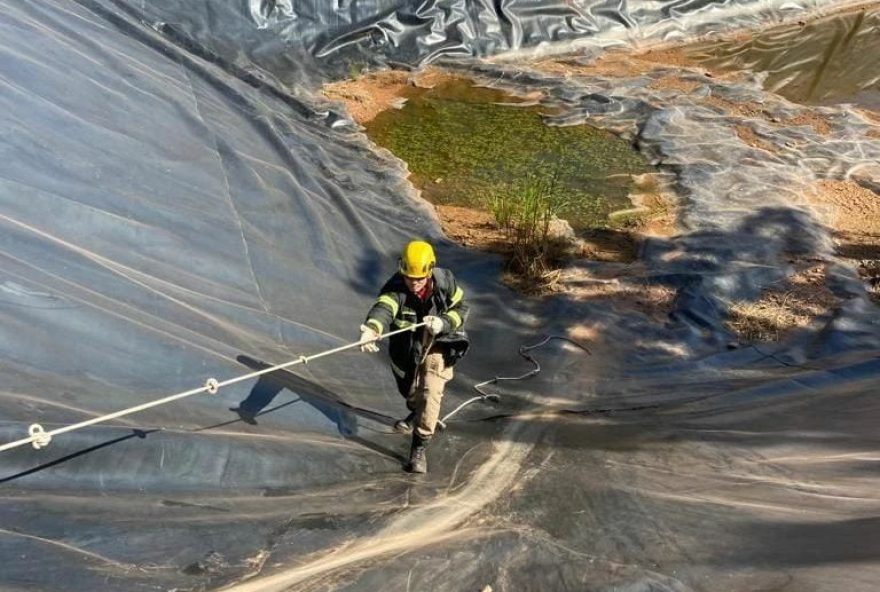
[393,411,417,435]
[406,434,429,474]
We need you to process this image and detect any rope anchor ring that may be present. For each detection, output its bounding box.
[205,378,220,394]
[28,424,52,449]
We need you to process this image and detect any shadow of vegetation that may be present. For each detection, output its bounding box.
[576,227,640,263]
[835,238,880,261]
[548,206,845,353]
[835,237,880,297]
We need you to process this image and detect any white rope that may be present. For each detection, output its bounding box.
[437,335,591,429]
[0,323,426,453]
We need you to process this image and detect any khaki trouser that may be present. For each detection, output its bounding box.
[409,350,453,438]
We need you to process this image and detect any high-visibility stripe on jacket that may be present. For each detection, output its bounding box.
[364,267,470,371]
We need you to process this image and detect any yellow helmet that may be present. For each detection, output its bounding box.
[399,240,436,278]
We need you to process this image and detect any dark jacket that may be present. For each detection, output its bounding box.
[364,268,470,376]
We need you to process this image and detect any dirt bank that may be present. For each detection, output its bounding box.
[804,180,880,301]
[323,67,458,125]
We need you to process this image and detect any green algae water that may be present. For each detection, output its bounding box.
[364,79,652,230]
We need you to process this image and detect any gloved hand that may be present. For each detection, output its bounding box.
[359,324,380,353]
[423,315,444,336]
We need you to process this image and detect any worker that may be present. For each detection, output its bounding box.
[359,240,469,474]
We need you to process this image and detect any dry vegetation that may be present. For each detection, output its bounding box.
[558,270,678,320]
[728,179,880,341]
[436,204,645,293]
[727,262,839,341]
[436,171,677,295]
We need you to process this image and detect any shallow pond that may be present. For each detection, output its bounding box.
[364,79,652,230]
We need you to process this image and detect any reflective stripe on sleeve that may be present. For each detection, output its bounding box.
[450,286,464,306]
[445,310,462,330]
[376,294,399,316]
[366,319,384,334]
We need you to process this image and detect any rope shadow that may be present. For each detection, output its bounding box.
[195,398,302,432]
[0,428,159,485]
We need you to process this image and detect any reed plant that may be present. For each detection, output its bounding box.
[489,170,571,287]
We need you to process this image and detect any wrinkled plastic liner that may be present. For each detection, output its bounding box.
[1,1,878,591]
